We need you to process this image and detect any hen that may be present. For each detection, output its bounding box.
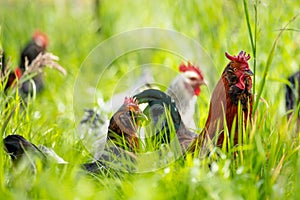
[190,51,253,153]
[83,97,146,173]
[107,97,147,152]
[19,31,49,95]
[3,135,46,168]
[3,135,67,167]
[285,71,300,129]
[166,62,206,130]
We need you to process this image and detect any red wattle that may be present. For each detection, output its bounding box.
[235,74,245,90]
[194,87,200,96]
[235,82,245,90]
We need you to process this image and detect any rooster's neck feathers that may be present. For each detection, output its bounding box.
[167,75,194,110]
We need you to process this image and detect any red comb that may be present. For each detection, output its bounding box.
[179,62,204,80]
[33,31,49,48]
[124,97,139,106]
[225,51,250,64]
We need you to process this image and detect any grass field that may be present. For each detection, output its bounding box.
[0,0,300,199]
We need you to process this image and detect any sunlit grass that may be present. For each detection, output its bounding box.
[0,0,299,199]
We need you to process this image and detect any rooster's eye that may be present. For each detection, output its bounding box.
[189,77,198,81]
[233,68,237,72]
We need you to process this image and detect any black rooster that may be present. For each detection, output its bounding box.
[134,89,197,154]
[19,31,49,95]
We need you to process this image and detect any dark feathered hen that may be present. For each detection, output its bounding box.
[3,135,46,167]
[190,51,253,152]
[19,31,49,72]
[3,134,67,166]
[285,71,300,128]
[19,31,49,95]
[134,89,197,154]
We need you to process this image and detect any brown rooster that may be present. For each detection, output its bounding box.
[190,51,253,153]
[107,97,146,152]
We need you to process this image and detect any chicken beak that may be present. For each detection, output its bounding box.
[201,79,208,86]
[245,69,254,76]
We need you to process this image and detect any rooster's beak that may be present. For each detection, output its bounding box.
[245,69,254,76]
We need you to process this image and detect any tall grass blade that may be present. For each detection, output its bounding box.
[253,13,300,112]
[243,0,257,111]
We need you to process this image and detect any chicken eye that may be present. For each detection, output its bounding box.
[189,77,198,81]
[233,68,237,72]
[127,111,133,116]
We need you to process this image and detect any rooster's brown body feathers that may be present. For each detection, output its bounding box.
[191,51,253,152]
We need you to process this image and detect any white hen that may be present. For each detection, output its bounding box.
[166,62,206,130]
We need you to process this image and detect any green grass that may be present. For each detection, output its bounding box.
[0,0,300,199]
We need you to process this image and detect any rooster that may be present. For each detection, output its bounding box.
[134,89,197,153]
[190,51,253,153]
[19,31,49,95]
[166,62,206,130]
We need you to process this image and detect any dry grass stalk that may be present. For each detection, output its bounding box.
[22,52,67,77]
